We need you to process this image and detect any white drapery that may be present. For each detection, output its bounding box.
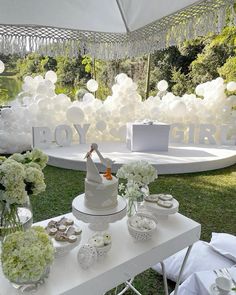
[0,0,235,59]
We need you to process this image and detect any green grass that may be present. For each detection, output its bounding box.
[31,164,236,295]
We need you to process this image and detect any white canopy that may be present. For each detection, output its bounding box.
[0,0,234,59]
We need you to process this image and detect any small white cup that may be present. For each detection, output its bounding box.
[215,276,232,295]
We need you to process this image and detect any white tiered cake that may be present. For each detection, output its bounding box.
[84,176,118,210]
[84,143,118,211]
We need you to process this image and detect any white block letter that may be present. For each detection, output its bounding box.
[170,123,185,143]
[55,125,72,147]
[220,125,235,145]
[188,124,195,144]
[199,124,216,144]
[32,127,52,149]
[74,124,90,144]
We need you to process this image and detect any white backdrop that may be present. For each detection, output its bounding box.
[0,71,235,154]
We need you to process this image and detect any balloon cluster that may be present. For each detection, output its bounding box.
[0,70,236,154]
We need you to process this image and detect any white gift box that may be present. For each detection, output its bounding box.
[126,122,170,151]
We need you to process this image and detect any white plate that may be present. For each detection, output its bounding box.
[210,283,234,295]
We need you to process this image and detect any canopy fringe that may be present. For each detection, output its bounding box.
[0,0,235,60]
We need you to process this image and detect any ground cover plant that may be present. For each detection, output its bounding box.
[31,163,236,295]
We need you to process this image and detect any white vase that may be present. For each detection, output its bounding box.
[11,266,50,292]
[127,185,150,217]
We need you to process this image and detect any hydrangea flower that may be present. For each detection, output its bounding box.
[116,160,157,185]
[1,227,54,283]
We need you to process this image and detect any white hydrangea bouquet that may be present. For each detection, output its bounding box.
[117,160,157,216]
[0,149,48,237]
[1,226,54,285]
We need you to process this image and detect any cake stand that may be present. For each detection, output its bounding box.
[72,194,127,231]
[140,198,179,220]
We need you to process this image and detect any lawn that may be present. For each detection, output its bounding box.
[31,164,236,295]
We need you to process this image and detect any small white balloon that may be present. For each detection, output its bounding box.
[66,106,85,124]
[0,60,5,73]
[96,120,106,131]
[157,80,168,91]
[115,73,128,85]
[24,76,34,85]
[195,84,204,97]
[83,93,95,104]
[169,100,187,117]
[87,79,98,92]
[34,75,44,83]
[45,71,57,84]
[226,81,236,92]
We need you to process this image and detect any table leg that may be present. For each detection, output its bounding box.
[115,278,142,295]
[161,261,169,295]
[173,245,193,295]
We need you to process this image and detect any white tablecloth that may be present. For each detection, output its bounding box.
[170,265,236,295]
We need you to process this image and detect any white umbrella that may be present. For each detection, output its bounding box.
[0,0,234,59]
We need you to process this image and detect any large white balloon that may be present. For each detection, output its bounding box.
[157,80,168,91]
[87,79,98,92]
[0,60,5,73]
[66,106,85,124]
[45,71,57,84]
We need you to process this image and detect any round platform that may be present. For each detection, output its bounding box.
[72,194,127,231]
[43,142,236,174]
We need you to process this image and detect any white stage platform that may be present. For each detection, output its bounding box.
[42,142,236,174]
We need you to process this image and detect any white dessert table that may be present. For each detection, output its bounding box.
[0,212,201,295]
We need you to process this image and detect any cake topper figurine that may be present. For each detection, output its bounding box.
[85,143,114,181]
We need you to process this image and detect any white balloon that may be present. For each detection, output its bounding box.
[110,128,119,138]
[23,96,31,105]
[37,98,50,110]
[115,73,128,85]
[34,95,45,102]
[83,93,95,103]
[195,84,204,96]
[24,76,34,85]
[0,60,5,73]
[96,120,106,131]
[36,82,49,95]
[0,108,12,119]
[66,106,85,124]
[87,79,98,92]
[45,70,57,84]
[226,81,236,92]
[124,77,133,88]
[118,125,126,139]
[34,75,44,83]
[169,100,187,117]
[157,80,168,91]
[44,79,55,89]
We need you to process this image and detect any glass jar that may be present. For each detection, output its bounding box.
[0,196,33,240]
[126,185,150,217]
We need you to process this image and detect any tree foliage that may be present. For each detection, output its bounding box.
[1,26,236,100]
